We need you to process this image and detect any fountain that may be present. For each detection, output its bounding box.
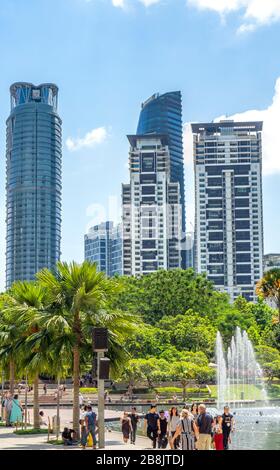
[216,327,267,409]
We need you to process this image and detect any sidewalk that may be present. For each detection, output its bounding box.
[0,427,151,450]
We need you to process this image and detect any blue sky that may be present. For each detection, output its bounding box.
[0,0,280,289]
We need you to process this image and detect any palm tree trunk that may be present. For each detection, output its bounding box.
[9,359,15,395]
[73,344,80,438]
[33,373,40,429]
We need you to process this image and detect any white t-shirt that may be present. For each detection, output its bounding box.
[168,415,180,432]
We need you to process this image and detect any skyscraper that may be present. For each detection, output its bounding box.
[84,221,123,277]
[122,134,181,276]
[6,82,62,288]
[137,91,185,266]
[192,120,264,302]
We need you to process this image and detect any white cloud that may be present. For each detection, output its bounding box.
[66,127,108,151]
[111,0,161,8]
[188,0,280,32]
[184,77,280,176]
[112,0,125,7]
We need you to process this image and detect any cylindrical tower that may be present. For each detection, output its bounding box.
[6,82,62,288]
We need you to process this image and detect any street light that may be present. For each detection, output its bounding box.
[93,328,110,449]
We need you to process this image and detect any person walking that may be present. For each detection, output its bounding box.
[213,415,224,450]
[158,410,169,449]
[171,409,199,450]
[168,407,180,449]
[196,404,213,450]
[144,405,159,449]
[129,407,140,445]
[82,405,97,450]
[9,394,23,426]
[190,403,199,419]
[222,406,235,450]
[5,393,13,426]
[80,406,88,449]
[79,392,84,409]
[43,384,47,395]
[120,412,132,444]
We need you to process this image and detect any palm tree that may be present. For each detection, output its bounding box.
[256,269,280,322]
[3,282,48,429]
[37,261,139,437]
[0,294,24,395]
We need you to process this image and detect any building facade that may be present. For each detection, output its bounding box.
[192,120,264,302]
[137,91,185,267]
[84,221,123,277]
[6,82,62,288]
[122,134,181,276]
[264,254,280,272]
[185,232,195,269]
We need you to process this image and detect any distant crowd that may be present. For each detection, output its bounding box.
[121,404,235,451]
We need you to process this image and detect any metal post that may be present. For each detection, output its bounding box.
[1,370,5,422]
[56,376,60,441]
[97,351,105,448]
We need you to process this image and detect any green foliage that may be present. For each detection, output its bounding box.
[114,269,229,324]
[14,428,49,435]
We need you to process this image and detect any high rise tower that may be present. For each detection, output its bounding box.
[122,134,181,276]
[6,82,62,288]
[137,91,185,266]
[192,120,264,302]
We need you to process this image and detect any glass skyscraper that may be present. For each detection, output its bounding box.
[137,91,185,266]
[84,221,123,276]
[6,82,62,288]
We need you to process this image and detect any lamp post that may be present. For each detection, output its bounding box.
[93,328,110,449]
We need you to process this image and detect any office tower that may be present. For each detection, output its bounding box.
[84,221,123,277]
[6,82,62,288]
[264,254,280,272]
[122,134,181,276]
[192,120,264,302]
[137,91,186,267]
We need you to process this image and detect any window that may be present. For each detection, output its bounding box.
[236,242,251,252]
[236,231,250,240]
[236,276,252,285]
[209,232,223,241]
[235,209,250,219]
[141,154,155,172]
[236,264,251,273]
[235,220,250,229]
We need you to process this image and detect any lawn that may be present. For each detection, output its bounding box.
[208,384,268,401]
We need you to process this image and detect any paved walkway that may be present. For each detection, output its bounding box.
[0,427,151,450]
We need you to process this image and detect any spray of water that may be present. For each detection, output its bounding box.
[216,327,267,410]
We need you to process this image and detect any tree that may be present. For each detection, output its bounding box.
[158,312,217,358]
[170,362,195,401]
[114,269,230,324]
[37,261,139,437]
[256,269,280,322]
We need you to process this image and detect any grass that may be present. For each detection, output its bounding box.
[48,439,64,445]
[14,428,49,435]
[208,384,268,401]
[79,388,98,394]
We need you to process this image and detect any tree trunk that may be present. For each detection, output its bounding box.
[183,383,186,402]
[9,359,15,395]
[73,344,80,438]
[33,373,40,429]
